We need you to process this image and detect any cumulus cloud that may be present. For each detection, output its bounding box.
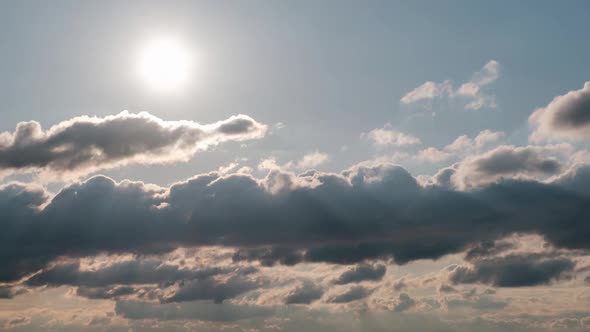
[0,111,267,179]
[333,264,386,285]
[401,60,499,110]
[2,163,590,283]
[529,82,590,142]
[450,145,566,189]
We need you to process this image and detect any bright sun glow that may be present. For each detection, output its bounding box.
[139,39,193,91]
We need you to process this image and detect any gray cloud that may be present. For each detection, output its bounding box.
[450,254,575,287]
[464,240,515,261]
[76,285,138,300]
[25,260,230,288]
[115,300,274,322]
[0,111,266,179]
[232,247,304,266]
[451,145,565,189]
[393,293,415,312]
[333,264,386,285]
[2,163,590,284]
[161,275,262,304]
[327,286,372,303]
[530,82,590,142]
[0,286,27,299]
[284,281,324,304]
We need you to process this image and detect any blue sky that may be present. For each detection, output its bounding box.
[2,0,589,184]
[2,1,590,331]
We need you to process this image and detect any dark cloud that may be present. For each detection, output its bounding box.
[327,286,372,303]
[0,112,266,178]
[333,264,386,285]
[464,240,515,261]
[0,286,27,299]
[2,163,590,284]
[232,247,303,266]
[438,284,457,294]
[450,254,575,287]
[25,260,229,287]
[284,281,324,304]
[393,278,407,291]
[393,293,415,312]
[160,275,262,304]
[530,82,590,141]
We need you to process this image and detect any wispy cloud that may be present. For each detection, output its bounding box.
[401,60,499,110]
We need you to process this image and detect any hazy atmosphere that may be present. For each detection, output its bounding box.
[2,1,590,331]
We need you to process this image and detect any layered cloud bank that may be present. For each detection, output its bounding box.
[2,161,590,283]
[0,111,267,179]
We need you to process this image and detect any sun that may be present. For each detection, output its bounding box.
[139,39,193,91]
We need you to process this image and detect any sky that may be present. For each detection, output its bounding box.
[1,1,590,331]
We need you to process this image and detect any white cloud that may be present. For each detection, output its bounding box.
[293,151,329,170]
[401,60,499,110]
[416,130,504,163]
[366,125,421,147]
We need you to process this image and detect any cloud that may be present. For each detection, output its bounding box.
[3,163,590,283]
[0,111,267,180]
[366,125,421,147]
[449,254,575,287]
[293,151,329,170]
[450,145,566,189]
[233,247,303,266]
[416,130,504,163]
[327,286,372,303]
[284,281,324,304]
[160,275,262,304]
[333,264,386,284]
[401,60,499,110]
[258,151,330,173]
[25,259,231,287]
[416,147,453,162]
[392,293,416,312]
[529,82,590,142]
[115,300,274,322]
[76,285,139,300]
[0,286,27,299]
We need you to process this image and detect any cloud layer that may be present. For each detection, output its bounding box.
[2,162,590,283]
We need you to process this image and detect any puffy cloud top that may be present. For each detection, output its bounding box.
[1,162,590,283]
[529,82,590,142]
